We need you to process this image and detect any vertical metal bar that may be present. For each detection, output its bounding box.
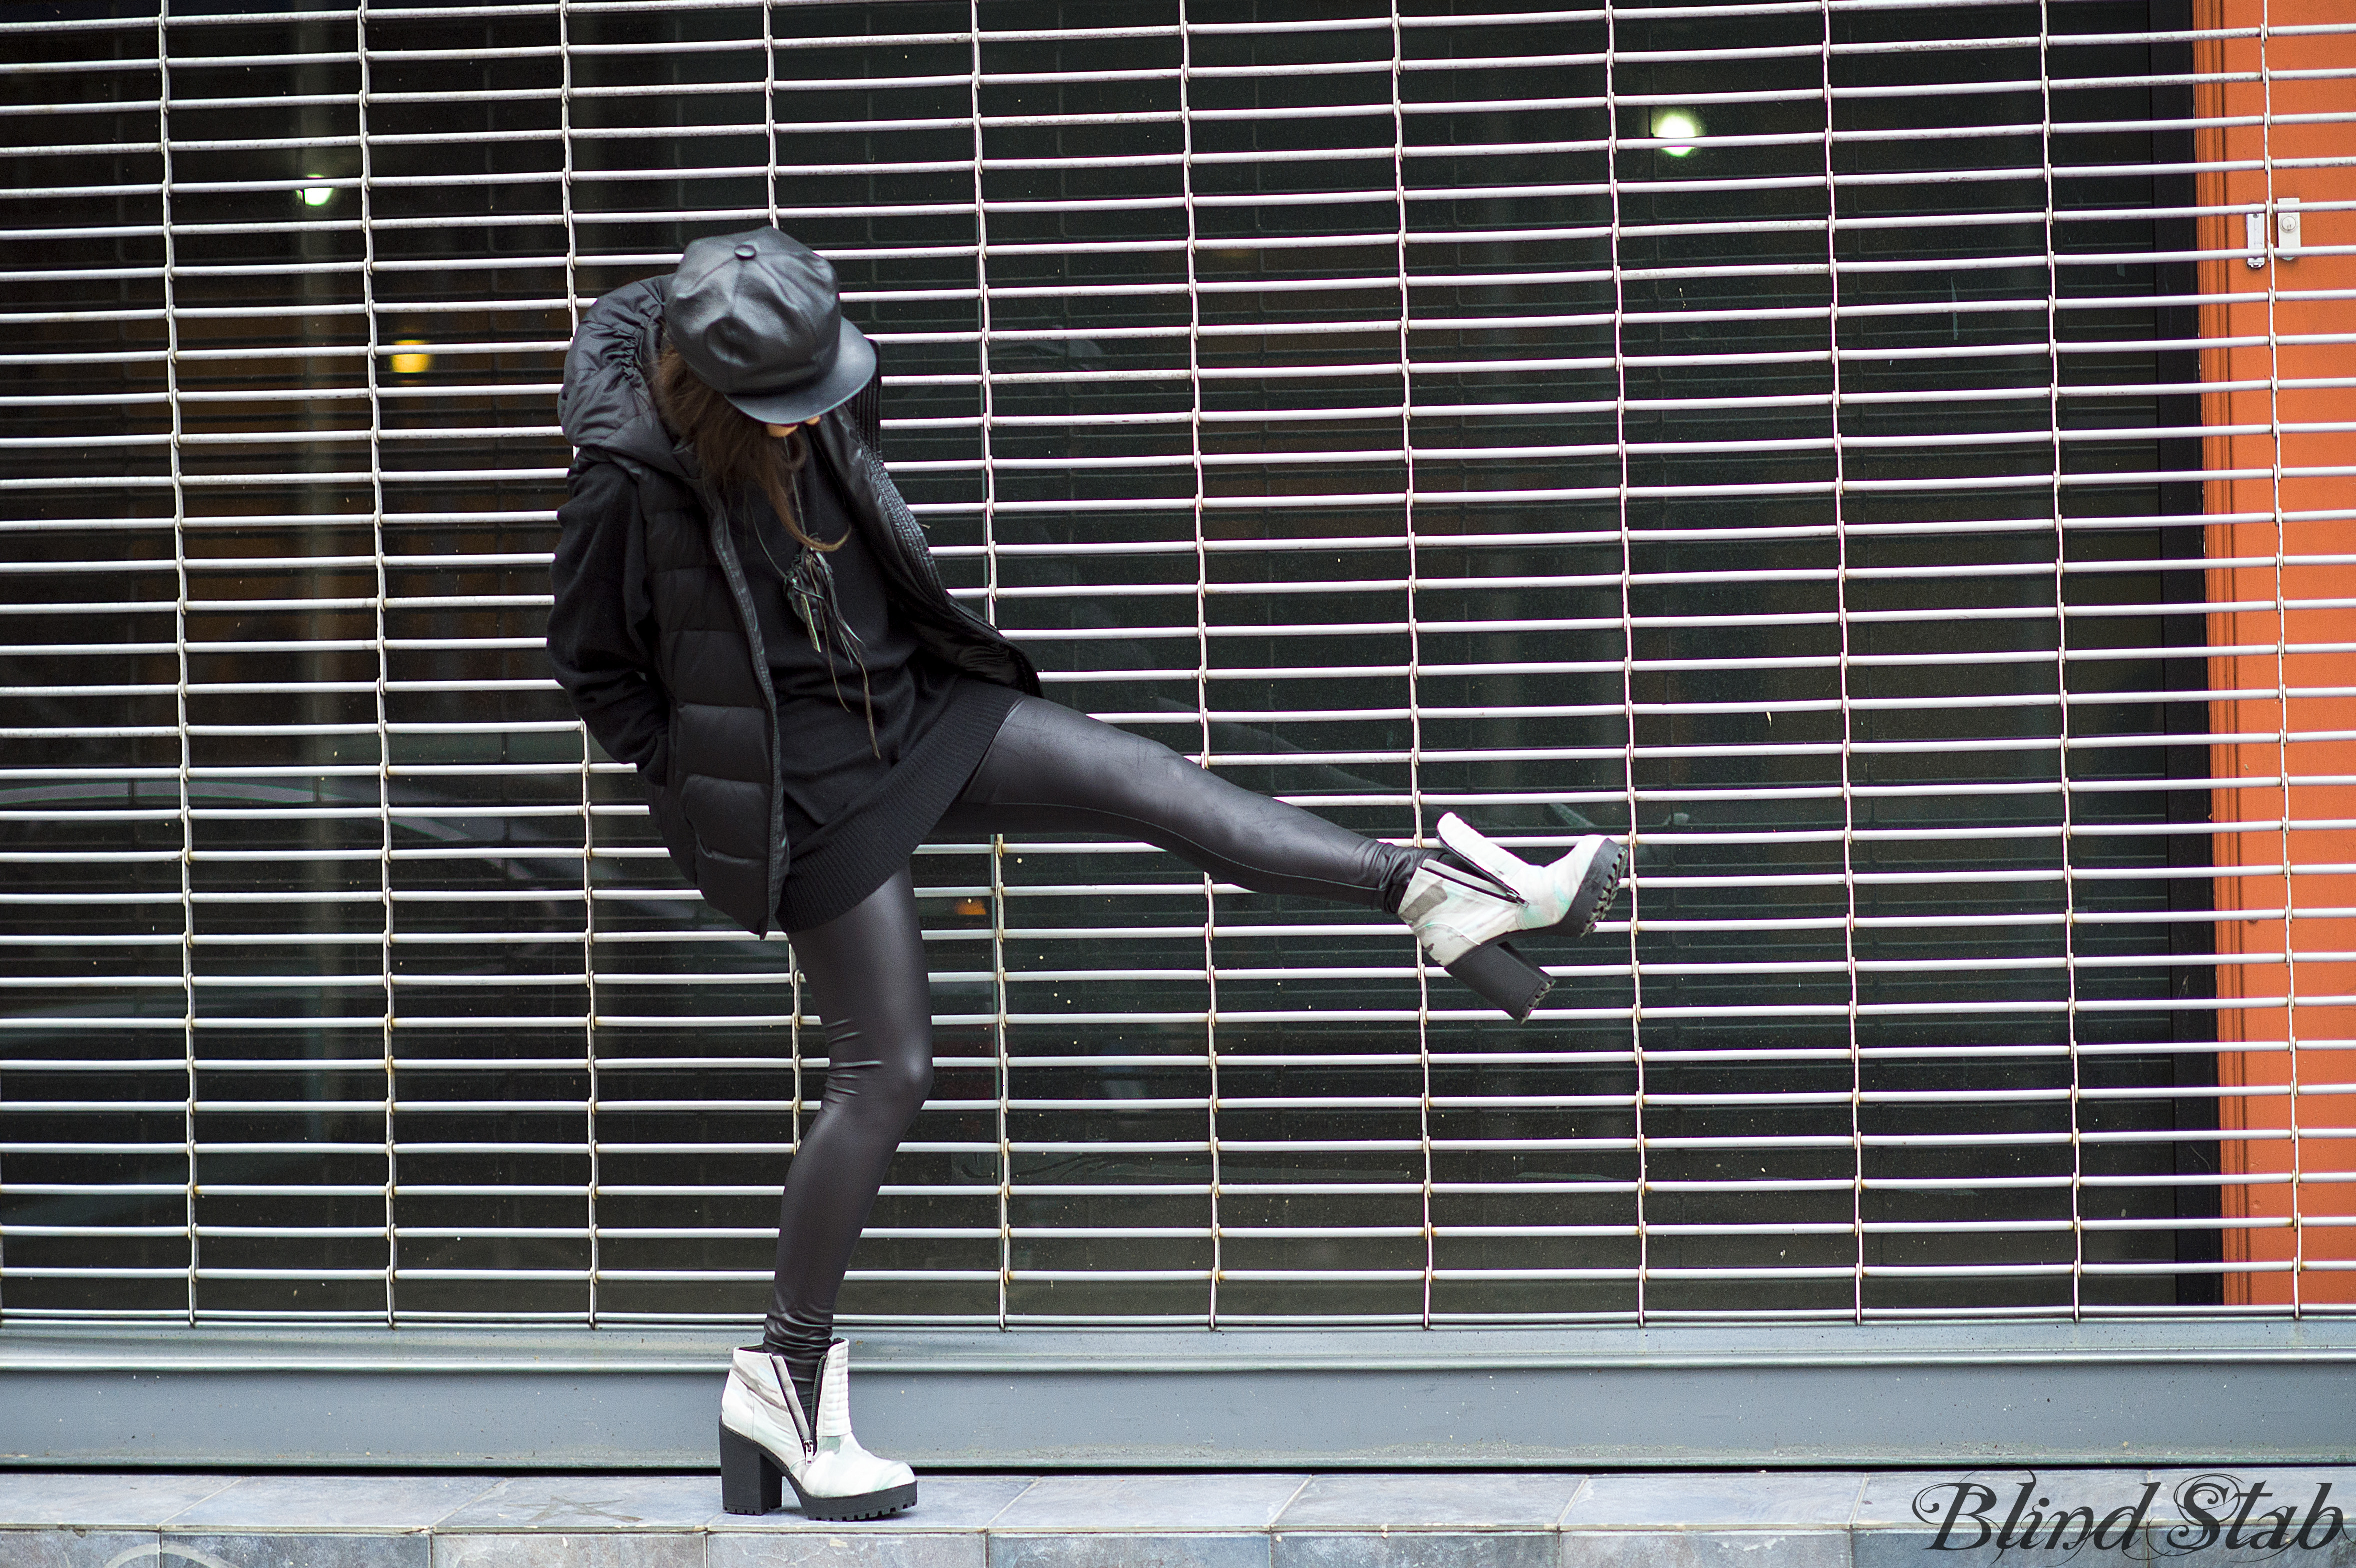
[1819,0,1864,1324]
[990,826,1011,1331]
[763,0,792,1339]
[762,0,779,235]
[1176,0,1222,1333]
[790,955,805,1166]
[157,0,198,1330]
[1389,0,1435,1331]
[969,0,1011,1333]
[354,0,397,1328]
[772,0,805,1256]
[2037,0,2087,1320]
[555,0,598,1330]
[968,25,999,650]
[1604,0,1649,1326]
[2256,0,2301,1313]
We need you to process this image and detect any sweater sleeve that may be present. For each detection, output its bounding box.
[547,456,670,779]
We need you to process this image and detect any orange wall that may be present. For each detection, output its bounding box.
[2197,0,2356,1306]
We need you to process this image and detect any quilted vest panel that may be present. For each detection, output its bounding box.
[634,468,784,933]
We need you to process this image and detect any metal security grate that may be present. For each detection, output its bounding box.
[1,0,2350,1335]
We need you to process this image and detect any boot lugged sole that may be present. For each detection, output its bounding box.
[1443,838,1626,1023]
[1563,836,1626,940]
[789,1474,919,1522]
[719,1422,918,1520]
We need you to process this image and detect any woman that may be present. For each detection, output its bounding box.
[548,227,1623,1521]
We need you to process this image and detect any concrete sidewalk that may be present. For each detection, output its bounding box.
[5,1466,2353,1568]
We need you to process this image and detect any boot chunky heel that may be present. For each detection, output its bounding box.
[1401,814,1625,1021]
[719,1422,782,1516]
[1444,937,1554,1023]
[717,1341,917,1521]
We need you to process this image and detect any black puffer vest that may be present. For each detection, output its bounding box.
[556,277,1039,935]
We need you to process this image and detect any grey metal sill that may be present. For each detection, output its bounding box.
[2,1320,2351,1470]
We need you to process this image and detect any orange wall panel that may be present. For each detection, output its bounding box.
[2196,0,2356,1306]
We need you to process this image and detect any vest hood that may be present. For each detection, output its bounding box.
[558,277,698,482]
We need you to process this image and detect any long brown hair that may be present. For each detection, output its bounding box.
[651,340,839,553]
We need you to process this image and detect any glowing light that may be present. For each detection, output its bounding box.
[389,342,432,375]
[297,180,335,206]
[1653,111,1702,157]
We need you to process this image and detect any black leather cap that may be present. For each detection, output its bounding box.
[665,227,875,426]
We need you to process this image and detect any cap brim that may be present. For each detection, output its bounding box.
[724,316,876,427]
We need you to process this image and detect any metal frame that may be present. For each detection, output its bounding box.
[4,0,2354,1360]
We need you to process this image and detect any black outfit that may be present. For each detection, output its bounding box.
[549,273,1421,1417]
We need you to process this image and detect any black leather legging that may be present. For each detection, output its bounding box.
[762,694,1420,1388]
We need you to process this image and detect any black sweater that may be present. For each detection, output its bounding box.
[723,446,1021,930]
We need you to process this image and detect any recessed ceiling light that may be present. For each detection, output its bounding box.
[1654,112,1702,157]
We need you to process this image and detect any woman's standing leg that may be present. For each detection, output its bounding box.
[761,865,934,1414]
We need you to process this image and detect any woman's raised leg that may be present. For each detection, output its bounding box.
[935,694,1423,909]
[935,695,1622,1020]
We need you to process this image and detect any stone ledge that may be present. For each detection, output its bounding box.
[9,1323,2356,1469]
[5,1467,2355,1568]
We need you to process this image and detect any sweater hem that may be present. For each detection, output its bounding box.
[774,677,1025,933]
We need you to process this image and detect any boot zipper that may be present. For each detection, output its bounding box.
[787,1390,817,1457]
[769,1358,821,1457]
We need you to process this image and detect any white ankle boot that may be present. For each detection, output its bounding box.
[1398,813,1624,1020]
[719,1341,917,1520]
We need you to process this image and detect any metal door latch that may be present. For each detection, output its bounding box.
[2247,197,2303,268]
